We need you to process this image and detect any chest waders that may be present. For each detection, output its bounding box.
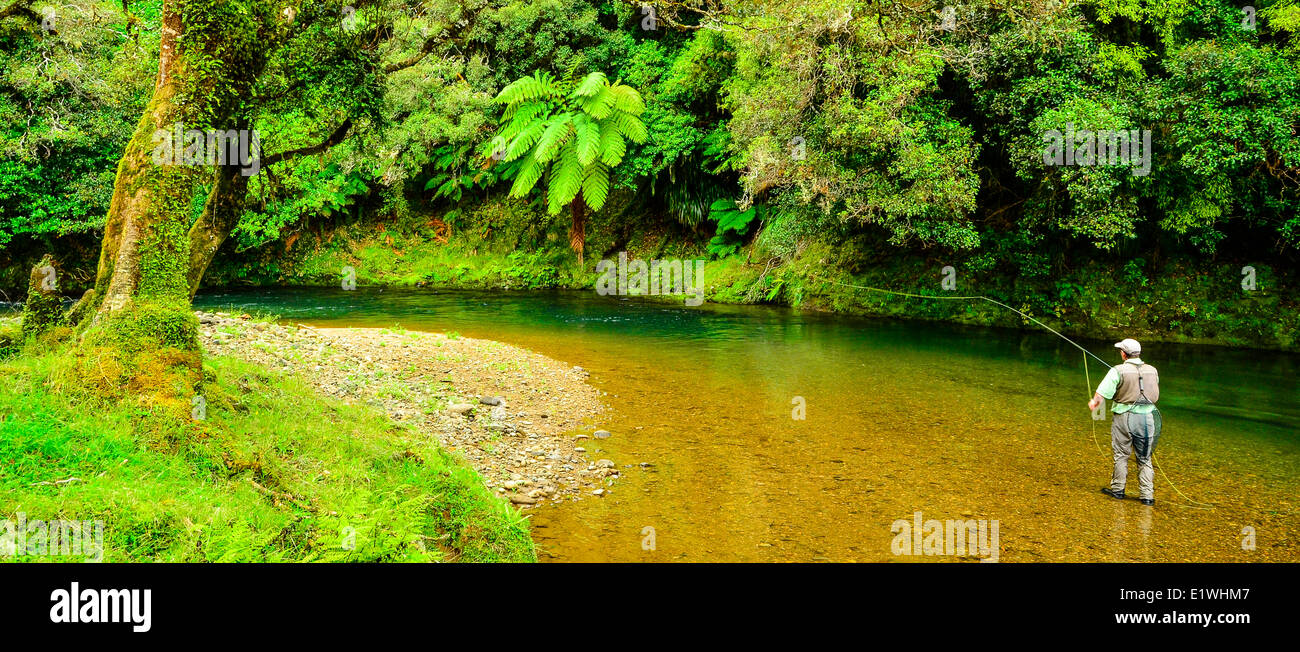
[1107,362,1162,500]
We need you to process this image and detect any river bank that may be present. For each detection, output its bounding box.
[195,311,614,507]
[0,319,542,562]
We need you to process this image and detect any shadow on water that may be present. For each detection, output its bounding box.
[195,287,1300,562]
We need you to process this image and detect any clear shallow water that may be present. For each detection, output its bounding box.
[195,287,1300,562]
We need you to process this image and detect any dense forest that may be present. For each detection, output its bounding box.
[2,0,1298,349]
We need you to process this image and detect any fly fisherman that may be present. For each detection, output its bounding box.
[1087,338,1161,506]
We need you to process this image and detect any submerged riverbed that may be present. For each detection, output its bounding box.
[195,288,1300,562]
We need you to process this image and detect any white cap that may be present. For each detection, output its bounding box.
[1114,338,1141,355]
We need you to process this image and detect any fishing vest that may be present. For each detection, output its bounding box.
[1114,361,1159,405]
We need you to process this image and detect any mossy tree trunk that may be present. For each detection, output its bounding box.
[186,156,251,298]
[20,254,62,339]
[69,0,267,409]
[86,4,194,316]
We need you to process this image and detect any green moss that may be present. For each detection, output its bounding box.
[97,301,200,351]
[20,291,62,340]
[20,255,64,339]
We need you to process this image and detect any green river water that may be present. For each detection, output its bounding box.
[194,288,1300,562]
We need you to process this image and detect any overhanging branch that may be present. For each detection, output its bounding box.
[0,0,40,24]
[264,118,353,167]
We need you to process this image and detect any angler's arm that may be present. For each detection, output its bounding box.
[1088,368,1120,411]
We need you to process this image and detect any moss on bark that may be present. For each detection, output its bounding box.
[21,254,63,339]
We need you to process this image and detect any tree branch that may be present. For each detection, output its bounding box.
[0,0,39,24]
[263,118,353,167]
[382,14,475,74]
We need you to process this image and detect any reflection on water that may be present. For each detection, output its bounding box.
[195,287,1300,562]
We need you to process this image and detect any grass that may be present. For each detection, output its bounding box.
[0,317,18,358]
[0,344,535,563]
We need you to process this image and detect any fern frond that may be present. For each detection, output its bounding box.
[611,112,648,144]
[509,152,544,198]
[580,86,617,120]
[570,72,608,98]
[574,113,602,166]
[506,120,547,162]
[609,83,646,115]
[496,71,559,106]
[546,142,583,214]
[598,120,626,167]
[581,161,611,211]
[504,101,550,135]
[533,114,575,163]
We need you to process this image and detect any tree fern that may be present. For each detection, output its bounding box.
[487,69,647,263]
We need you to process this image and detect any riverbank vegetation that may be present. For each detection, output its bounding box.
[4,1,1298,349]
[0,319,536,562]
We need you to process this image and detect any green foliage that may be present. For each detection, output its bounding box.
[236,163,371,250]
[0,318,20,358]
[721,2,981,249]
[485,70,647,214]
[2,0,1298,357]
[0,1,155,246]
[706,199,761,259]
[423,144,522,218]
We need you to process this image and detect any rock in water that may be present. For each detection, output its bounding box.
[593,430,611,439]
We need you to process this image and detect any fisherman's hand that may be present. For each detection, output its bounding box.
[1087,397,1101,411]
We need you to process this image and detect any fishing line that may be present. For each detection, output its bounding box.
[818,279,1115,367]
[1084,351,1104,456]
[821,276,1215,508]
